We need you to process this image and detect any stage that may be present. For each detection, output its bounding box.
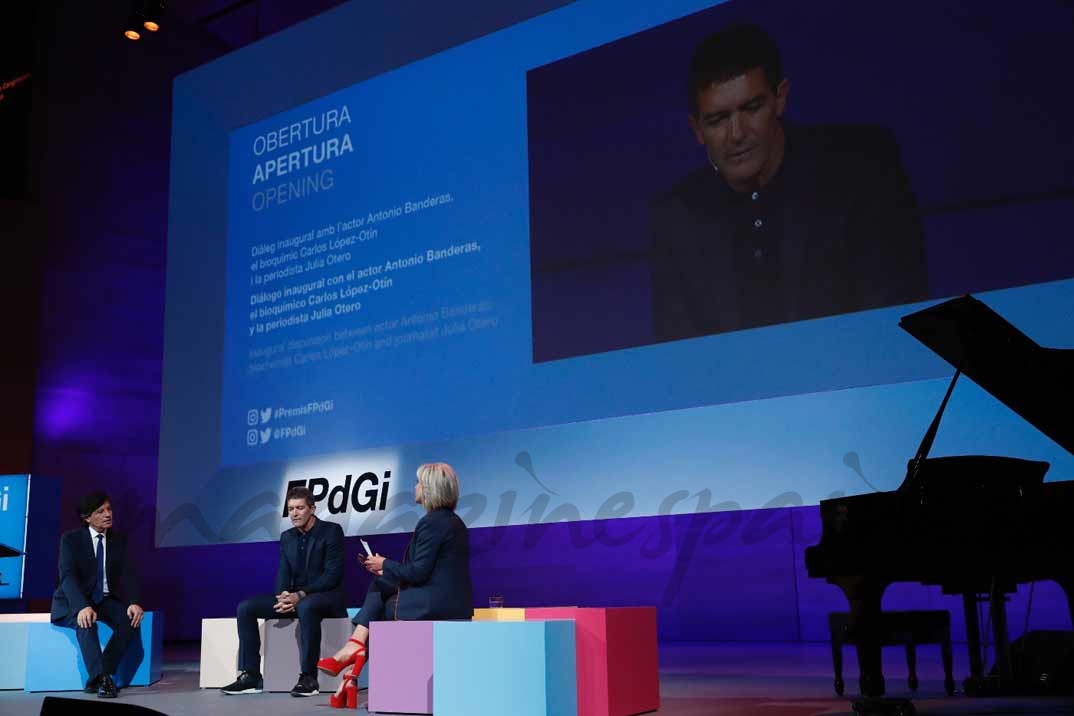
[1,642,1071,716]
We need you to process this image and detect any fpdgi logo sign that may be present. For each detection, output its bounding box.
[283,471,392,516]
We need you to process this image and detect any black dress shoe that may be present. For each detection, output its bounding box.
[289,672,319,697]
[84,674,102,693]
[97,674,118,699]
[221,670,263,694]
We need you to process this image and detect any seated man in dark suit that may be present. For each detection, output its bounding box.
[222,485,346,697]
[651,22,928,342]
[51,491,144,699]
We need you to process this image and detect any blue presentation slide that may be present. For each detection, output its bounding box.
[221,65,528,465]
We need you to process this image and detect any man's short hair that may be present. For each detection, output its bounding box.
[78,491,110,519]
[285,485,315,507]
[688,22,783,114]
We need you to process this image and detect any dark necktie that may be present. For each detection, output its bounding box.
[93,534,104,604]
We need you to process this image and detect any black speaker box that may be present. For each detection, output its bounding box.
[40,696,169,716]
[1003,630,1074,695]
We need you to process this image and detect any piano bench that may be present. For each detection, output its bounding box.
[828,610,954,697]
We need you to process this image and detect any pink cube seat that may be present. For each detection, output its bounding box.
[525,607,659,716]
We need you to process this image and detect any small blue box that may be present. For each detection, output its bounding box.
[433,620,576,716]
[24,611,163,692]
[0,621,35,689]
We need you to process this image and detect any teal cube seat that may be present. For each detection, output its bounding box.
[24,611,163,692]
[433,620,576,716]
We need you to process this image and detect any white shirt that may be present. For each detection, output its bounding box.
[88,526,109,596]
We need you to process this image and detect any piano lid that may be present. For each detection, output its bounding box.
[900,294,1074,457]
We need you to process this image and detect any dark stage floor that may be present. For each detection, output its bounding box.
[1,641,1072,715]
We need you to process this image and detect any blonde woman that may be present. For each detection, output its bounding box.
[317,462,473,708]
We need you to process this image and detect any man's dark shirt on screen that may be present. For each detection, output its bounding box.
[650,123,928,342]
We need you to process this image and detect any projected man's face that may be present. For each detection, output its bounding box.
[287,498,315,531]
[84,500,113,533]
[689,66,789,193]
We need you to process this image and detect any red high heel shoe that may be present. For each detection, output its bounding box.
[345,656,365,708]
[328,656,366,709]
[346,676,359,709]
[328,675,357,709]
[318,638,366,677]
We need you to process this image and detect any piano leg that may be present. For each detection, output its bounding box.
[832,576,889,698]
[989,587,1013,685]
[962,586,1015,695]
[961,592,985,685]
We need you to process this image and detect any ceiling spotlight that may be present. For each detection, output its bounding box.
[124,1,164,38]
[125,1,145,40]
[144,0,165,31]
[143,1,166,32]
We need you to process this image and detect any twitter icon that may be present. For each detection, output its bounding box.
[260,428,272,445]
[260,407,273,424]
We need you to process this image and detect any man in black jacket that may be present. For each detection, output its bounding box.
[51,491,144,698]
[650,23,927,342]
[222,485,346,697]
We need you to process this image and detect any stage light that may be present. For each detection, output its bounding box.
[124,0,165,39]
[125,3,145,40]
[143,0,166,32]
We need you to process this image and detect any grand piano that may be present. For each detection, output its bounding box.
[805,294,1074,703]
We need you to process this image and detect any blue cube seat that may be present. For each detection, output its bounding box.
[24,611,163,692]
[433,620,577,716]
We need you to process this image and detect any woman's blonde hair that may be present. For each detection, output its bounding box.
[417,462,459,511]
